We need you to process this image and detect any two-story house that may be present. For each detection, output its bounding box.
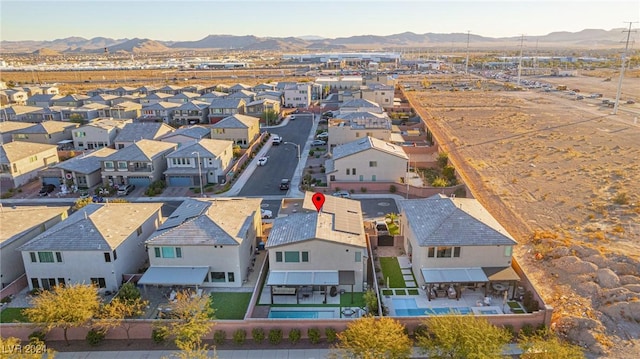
[265,192,368,303]
[246,99,281,118]
[171,100,210,126]
[100,101,142,120]
[228,83,252,94]
[139,92,172,105]
[167,92,201,104]
[398,195,520,294]
[157,85,183,95]
[327,111,392,147]
[325,136,408,186]
[158,125,210,145]
[0,141,59,189]
[52,94,89,107]
[101,139,177,187]
[139,101,181,123]
[0,89,28,105]
[18,202,163,292]
[26,94,62,107]
[11,121,78,146]
[227,90,256,103]
[139,198,262,289]
[0,122,35,145]
[360,83,394,108]
[210,114,260,148]
[135,85,159,96]
[195,91,227,104]
[339,98,384,114]
[72,118,131,150]
[164,139,233,186]
[0,105,42,122]
[207,98,246,124]
[46,147,117,188]
[283,83,311,108]
[113,122,175,149]
[84,94,120,106]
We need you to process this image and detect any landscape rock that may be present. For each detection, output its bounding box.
[597,268,621,288]
[575,281,601,298]
[623,284,640,293]
[548,246,570,258]
[611,262,638,276]
[552,256,598,274]
[600,302,640,322]
[569,244,601,258]
[583,254,610,268]
[600,287,637,304]
[619,275,640,285]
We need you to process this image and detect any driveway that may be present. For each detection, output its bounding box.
[238,114,314,196]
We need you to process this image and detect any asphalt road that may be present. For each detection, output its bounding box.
[238,113,314,196]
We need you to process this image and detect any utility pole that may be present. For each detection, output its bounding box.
[517,34,525,86]
[465,30,471,74]
[613,22,637,115]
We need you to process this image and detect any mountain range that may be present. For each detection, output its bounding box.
[1,28,634,54]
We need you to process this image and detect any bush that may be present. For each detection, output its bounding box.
[413,324,429,337]
[325,327,337,343]
[233,329,246,345]
[360,187,367,193]
[213,330,226,345]
[309,150,315,156]
[389,184,397,193]
[145,180,166,197]
[503,324,516,339]
[86,328,106,346]
[116,282,141,302]
[252,328,265,343]
[288,328,301,344]
[308,327,321,344]
[522,290,539,312]
[29,330,46,342]
[152,326,169,343]
[520,323,535,337]
[268,329,282,345]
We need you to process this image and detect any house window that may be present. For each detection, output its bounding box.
[31,278,40,289]
[176,247,182,258]
[57,278,65,287]
[104,161,114,169]
[113,250,117,261]
[369,161,377,167]
[154,247,161,258]
[276,251,283,262]
[118,161,127,169]
[90,278,107,288]
[355,251,361,262]
[428,247,435,258]
[227,272,235,282]
[137,226,142,236]
[104,252,111,262]
[301,252,309,262]
[346,169,350,175]
[30,252,37,262]
[284,251,300,262]
[454,247,461,257]
[211,272,225,282]
[504,246,513,257]
[330,175,335,181]
[352,168,356,175]
[38,252,55,263]
[435,246,461,258]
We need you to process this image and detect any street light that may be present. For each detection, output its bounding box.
[284,142,300,159]
[191,151,205,197]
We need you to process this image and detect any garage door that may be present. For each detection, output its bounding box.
[42,177,61,186]
[127,177,151,186]
[168,176,192,187]
[378,235,394,246]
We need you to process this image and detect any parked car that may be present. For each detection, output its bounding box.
[375,220,389,235]
[289,115,296,120]
[311,140,326,146]
[272,136,282,145]
[332,191,351,199]
[257,157,268,166]
[38,184,55,196]
[627,99,636,104]
[576,95,584,100]
[117,184,135,196]
[279,179,290,190]
[261,208,273,219]
[316,132,329,139]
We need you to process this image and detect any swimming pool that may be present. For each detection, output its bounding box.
[392,298,471,316]
[268,309,336,319]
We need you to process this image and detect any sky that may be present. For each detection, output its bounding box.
[0,0,638,42]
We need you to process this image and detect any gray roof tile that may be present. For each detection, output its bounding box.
[54,147,117,174]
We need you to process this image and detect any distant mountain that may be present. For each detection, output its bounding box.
[32,48,61,56]
[1,28,636,53]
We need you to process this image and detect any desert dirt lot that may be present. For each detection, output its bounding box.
[405,72,640,357]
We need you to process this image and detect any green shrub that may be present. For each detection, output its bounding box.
[308,328,321,344]
[413,324,429,337]
[86,328,106,346]
[252,328,265,343]
[29,330,46,342]
[503,324,516,339]
[325,327,337,343]
[0,296,11,304]
[268,329,282,345]
[288,328,301,344]
[535,323,547,335]
[213,330,226,345]
[152,326,169,343]
[360,187,367,193]
[309,150,315,156]
[389,185,397,193]
[116,282,141,302]
[233,329,246,345]
[520,323,535,337]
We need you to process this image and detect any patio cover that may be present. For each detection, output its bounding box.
[421,267,489,283]
[483,266,520,282]
[266,270,339,286]
[339,270,355,285]
[138,266,208,286]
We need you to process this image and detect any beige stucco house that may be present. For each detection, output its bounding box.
[210,114,260,148]
[44,147,117,189]
[0,141,59,189]
[72,118,131,151]
[101,139,177,187]
[327,111,392,148]
[164,139,234,186]
[0,122,35,145]
[140,198,263,288]
[11,121,78,146]
[114,122,175,149]
[325,136,408,185]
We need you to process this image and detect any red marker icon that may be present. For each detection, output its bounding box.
[311,192,325,212]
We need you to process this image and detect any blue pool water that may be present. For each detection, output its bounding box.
[268,310,335,319]
[392,298,472,316]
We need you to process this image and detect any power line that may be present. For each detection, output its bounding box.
[613,21,638,115]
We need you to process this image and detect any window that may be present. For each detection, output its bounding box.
[454,247,461,257]
[31,278,40,289]
[428,247,435,257]
[38,252,54,263]
[30,252,37,263]
[355,132,360,138]
[104,161,114,169]
[211,272,225,282]
[369,161,377,167]
[118,161,127,169]
[137,226,142,236]
[57,278,66,286]
[276,252,283,262]
[154,247,161,258]
[434,246,461,258]
[104,252,111,262]
[75,131,86,138]
[302,252,309,262]
[352,168,356,175]
[176,247,182,258]
[437,247,452,258]
[284,251,300,262]
[113,250,117,261]
[330,175,335,181]
[227,272,235,282]
[90,278,107,288]
[346,168,350,175]
[504,246,513,257]
[162,247,175,258]
[355,251,361,262]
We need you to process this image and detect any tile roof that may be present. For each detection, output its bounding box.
[103,139,176,161]
[144,93,172,100]
[14,121,77,134]
[399,194,517,247]
[227,90,256,99]
[4,105,42,115]
[141,101,182,110]
[211,114,258,129]
[147,198,261,246]
[169,92,201,100]
[0,206,70,247]
[82,118,130,130]
[175,100,210,111]
[18,203,162,251]
[331,136,407,161]
[340,98,381,109]
[27,94,61,103]
[160,125,210,140]
[229,83,252,90]
[54,147,117,174]
[0,121,35,133]
[0,141,57,163]
[114,122,175,143]
[267,192,366,248]
[166,139,233,158]
[208,98,244,109]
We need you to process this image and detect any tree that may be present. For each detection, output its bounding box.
[0,337,56,358]
[260,109,279,126]
[23,284,101,345]
[73,197,128,210]
[336,316,412,359]
[436,152,449,169]
[363,289,379,315]
[416,315,511,359]
[519,328,585,359]
[95,296,148,344]
[68,113,87,125]
[162,290,215,354]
